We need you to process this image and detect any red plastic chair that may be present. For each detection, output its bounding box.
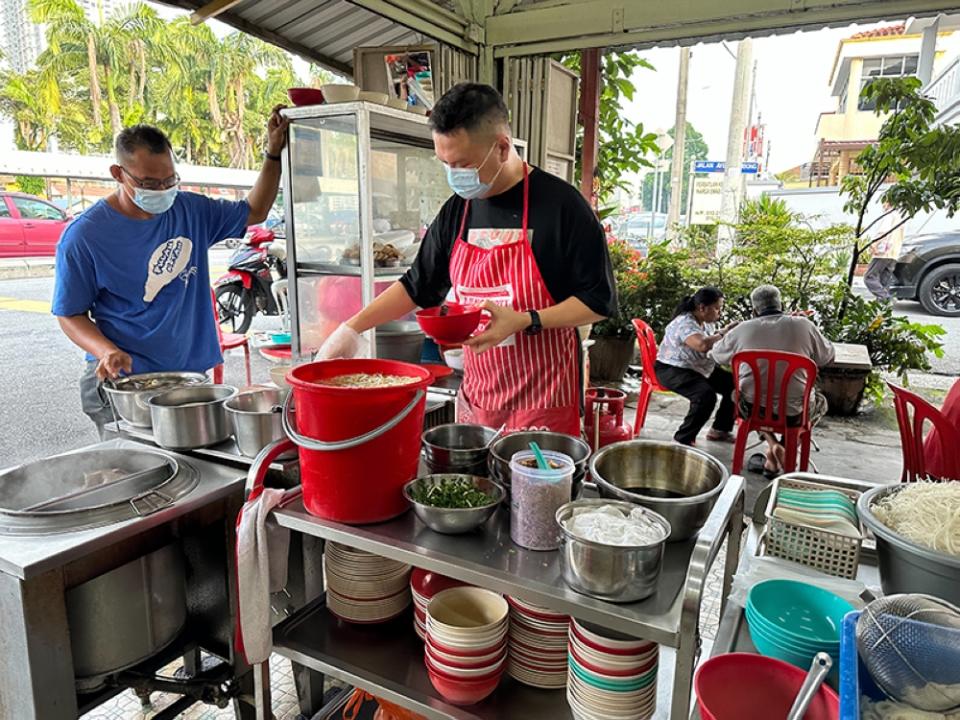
[731,351,818,475]
[211,288,252,386]
[632,319,669,433]
[888,382,960,482]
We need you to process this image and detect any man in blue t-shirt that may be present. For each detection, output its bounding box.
[53,108,289,435]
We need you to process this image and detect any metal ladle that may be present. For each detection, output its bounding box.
[786,652,833,720]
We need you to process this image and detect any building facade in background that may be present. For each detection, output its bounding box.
[810,22,960,187]
[0,0,124,73]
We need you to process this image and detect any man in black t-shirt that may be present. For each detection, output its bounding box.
[318,83,616,433]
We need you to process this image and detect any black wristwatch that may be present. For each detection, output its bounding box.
[264,151,282,162]
[524,310,543,336]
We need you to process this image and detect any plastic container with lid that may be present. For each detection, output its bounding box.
[509,450,574,551]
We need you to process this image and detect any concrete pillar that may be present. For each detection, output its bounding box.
[918,16,941,86]
[667,47,691,234]
[718,38,753,254]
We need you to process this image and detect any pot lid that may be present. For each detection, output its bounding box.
[0,448,199,535]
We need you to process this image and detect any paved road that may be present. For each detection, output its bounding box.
[0,251,280,467]
[0,270,956,467]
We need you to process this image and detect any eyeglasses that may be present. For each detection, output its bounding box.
[120,167,180,191]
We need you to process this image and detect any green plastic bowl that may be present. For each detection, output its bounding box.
[745,604,840,654]
[567,659,657,693]
[747,579,853,645]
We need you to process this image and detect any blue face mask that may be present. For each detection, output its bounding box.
[444,143,503,200]
[130,186,178,215]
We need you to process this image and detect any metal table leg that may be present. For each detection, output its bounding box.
[252,662,272,720]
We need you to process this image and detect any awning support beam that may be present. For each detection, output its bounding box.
[346,0,479,54]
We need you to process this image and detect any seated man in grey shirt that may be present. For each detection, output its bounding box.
[710,285,835,475]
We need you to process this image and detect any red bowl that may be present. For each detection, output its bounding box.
[411,569,469,599]
[695,653,838,720]
[427,666,502,706]
[416,303,482,344]
[288,87,324,106]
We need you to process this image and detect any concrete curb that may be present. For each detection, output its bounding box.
[0,259,56,280]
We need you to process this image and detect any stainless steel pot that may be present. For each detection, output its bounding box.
[147,385,237,450]
[103,372,207,428]
[556,499,670,603]
[589,440,728,541]
[422,423,497,476]
[858,484,960,604]
[67,542,187,687]
[376,321,425,364]
[225,388,295,459]
[489,431,591,497]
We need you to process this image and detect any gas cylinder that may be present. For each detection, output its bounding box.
[584,387,634,451]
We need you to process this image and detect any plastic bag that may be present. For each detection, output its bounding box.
[344,689,426,720]
[728,554,872,608]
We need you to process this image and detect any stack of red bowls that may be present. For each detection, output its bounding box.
[425,587,509,706]
[410,568,468,640]
[506,596,570,689]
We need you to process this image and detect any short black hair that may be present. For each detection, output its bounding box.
[115,124,172,162]
[429,83,510,136]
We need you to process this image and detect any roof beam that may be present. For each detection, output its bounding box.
[487,0,960,56]
[345,0,479,53]
[189,0,244,25]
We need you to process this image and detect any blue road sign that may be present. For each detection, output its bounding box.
[693,160,761,174]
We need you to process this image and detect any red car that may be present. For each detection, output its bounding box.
[0,192,71,257]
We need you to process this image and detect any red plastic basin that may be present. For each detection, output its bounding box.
[288,87,324,106]
[416,303,482,344]
[695,653,838,720]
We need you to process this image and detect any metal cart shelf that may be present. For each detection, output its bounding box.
[257,475,746,719]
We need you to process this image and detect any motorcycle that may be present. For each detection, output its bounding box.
[213,226,287,334]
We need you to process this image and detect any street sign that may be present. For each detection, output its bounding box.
[694,160,725,173]
[689,176,723,225]
[692,160,761,174]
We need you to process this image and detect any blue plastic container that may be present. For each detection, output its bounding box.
[839,611,883,720]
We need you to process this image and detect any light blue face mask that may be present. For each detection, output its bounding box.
[444,143,503,200]
[131,186,178,215]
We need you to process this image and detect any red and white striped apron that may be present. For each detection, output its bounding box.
[450,165,581,435]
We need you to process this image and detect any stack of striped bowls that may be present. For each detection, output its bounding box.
[410,568,468,640]
[567,619,658,720]
[505,596,570,689]
[323,542,411,624]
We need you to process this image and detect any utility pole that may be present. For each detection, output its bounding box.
[718,38,753,254]
[666,47,691,237]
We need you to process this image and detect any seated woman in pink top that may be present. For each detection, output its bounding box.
[924,378,960,479]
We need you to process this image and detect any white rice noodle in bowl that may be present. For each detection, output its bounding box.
[871,481,960,557]
[319,372,420,389]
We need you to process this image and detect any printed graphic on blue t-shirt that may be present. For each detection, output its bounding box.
[51,191,249,374]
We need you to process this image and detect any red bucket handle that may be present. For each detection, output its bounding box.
[246,437,297,502]
[281,388,425,452]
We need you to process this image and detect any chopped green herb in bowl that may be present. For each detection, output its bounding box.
[410,476,494,508]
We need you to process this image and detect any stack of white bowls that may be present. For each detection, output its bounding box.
[567,618,659,720]
[410,568,468,640]
[505,596,570,689]
[324,542,411,624]
[425,587,509,706]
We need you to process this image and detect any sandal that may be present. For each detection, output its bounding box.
[706,429,736,443]
[746,453,766,474]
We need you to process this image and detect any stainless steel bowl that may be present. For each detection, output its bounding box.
[556,499,670,603]
[422,424,497,476]
[489,431,591,496]
[402,475,504,534]
[147,385,237,451]
[225,388,295,459]
[103,372,207,428]
[858,484,960,604]
[376,321,425,364]
[589,440,728,541]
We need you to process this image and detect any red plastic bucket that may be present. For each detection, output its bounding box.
[284,359,432,523]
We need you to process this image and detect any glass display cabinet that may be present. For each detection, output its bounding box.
[280,102,449,359]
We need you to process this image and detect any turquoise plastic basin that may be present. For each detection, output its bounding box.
[748,579,853,645]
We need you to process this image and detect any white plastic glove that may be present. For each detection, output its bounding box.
[316,323,369,360]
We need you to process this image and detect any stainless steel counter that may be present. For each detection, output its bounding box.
[0,439,245,580]
[263,475,746,719]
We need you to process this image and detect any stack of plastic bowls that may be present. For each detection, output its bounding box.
[505,596,570,689]
[425,587,509,705]
[746,579,853,673]
[410,568,468,640]
[323,543,412,624]
[567,619,659,720]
